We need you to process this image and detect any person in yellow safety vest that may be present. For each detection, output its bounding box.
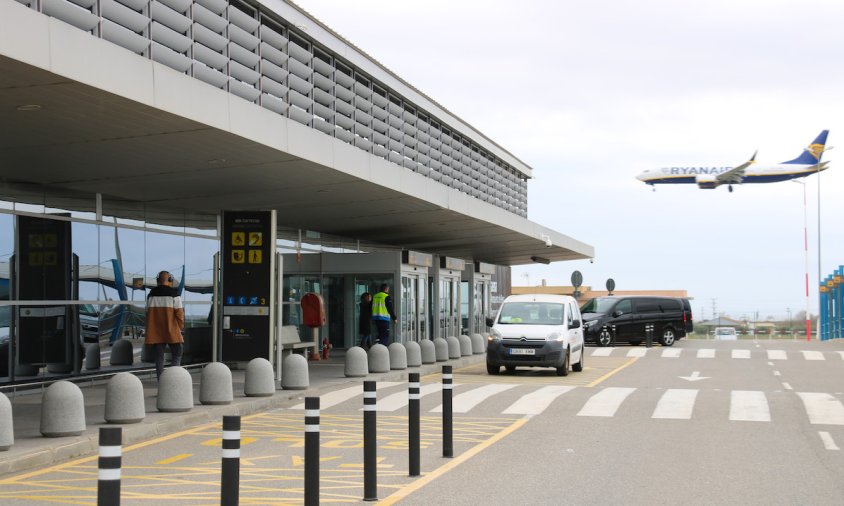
[371,283,397,345]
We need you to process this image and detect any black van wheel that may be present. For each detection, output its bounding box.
[572,347,584,372]
[556,351,570,376]
[660,328,676,347]
[487,363,500,375]
[596,330,613,347]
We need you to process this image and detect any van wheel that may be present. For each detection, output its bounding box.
[660,328,676,347]
[487,363,500,375]
[596,330,612,347]
[556,351,570,376]
[572,348,584,372]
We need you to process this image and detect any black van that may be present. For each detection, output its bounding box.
[580,296,691,347]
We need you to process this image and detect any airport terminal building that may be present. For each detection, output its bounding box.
[0,0,593,383]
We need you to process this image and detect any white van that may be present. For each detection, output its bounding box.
[485,294,585,376]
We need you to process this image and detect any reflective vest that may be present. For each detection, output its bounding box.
[372,291,390,321]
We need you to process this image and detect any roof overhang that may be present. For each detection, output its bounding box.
[0,8,593,265]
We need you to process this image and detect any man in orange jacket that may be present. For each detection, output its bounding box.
[145,271,185,379]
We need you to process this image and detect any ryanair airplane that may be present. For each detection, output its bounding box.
[636,130,830,192]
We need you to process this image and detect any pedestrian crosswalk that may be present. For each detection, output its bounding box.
[288,382,844,425]
[588,347,844,361]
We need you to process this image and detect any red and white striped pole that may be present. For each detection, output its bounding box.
[804,181,812,341]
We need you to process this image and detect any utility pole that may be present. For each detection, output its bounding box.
[711,299,718,325]
[786,307,792,336]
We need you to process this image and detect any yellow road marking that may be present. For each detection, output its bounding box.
[155,453,192,465]
[587,357,638,387]
[376,417,529,506]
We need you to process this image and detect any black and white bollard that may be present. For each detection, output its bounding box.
[97,427,122,506]
[363,381,377,501]
[408,373,421,477]
[304,397,320,506]
[221,416,241,506]
[646,324,653,348]
[611,324,617,346]
[442,365,453,458]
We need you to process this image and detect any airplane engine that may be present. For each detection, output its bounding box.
[695,175,720,189]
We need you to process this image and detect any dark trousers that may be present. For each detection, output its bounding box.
[154,342,183,379]
[374,320,391,346]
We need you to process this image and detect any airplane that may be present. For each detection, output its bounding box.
[636,130,830,192]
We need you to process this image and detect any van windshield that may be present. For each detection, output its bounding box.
[580,297,616,314]
[497,302,564,325]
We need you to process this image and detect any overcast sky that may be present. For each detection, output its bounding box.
[294,0,844,321]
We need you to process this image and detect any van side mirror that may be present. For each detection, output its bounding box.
[570,319,581,329]
[612,310,623,318]
[485,317,495,327]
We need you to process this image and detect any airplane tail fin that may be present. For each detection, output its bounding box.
[782,130,829,164]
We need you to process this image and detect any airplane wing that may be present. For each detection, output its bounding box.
[716,151,757,185]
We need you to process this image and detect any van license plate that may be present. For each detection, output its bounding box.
[510,348,535,356]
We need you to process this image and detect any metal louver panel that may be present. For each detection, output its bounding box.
[230,60,259,84]
[372,106,388,121]
[403,134,417,148]
[193,62,227,87]
[387,114,403,129]
[115,0,146,9]
[288,89,312,111]
[335,128,354,143]
[355,95,372,111]
[312,72,332,92]
[313,103,333,122]
[313,58,333,78]
[288,106,312,125]
[355,110,372,125]
[287,40,311,63]
[260,42,287,67]
[43,0,99,31]
[229,42,259,68]
[229,25,259,51]
[195,0,225,15]
[354,81,371,98]
[288,58,311,81]
[158,0,189,12]
[260,59,288,83]
[334,86,352,103]
[335,114,354,130]
[193,23,227,51]
[151,21,191,53]
[151,42,191,71]
[193,3,227,32]
[416,143,429,156]
[403,122,417,136]
[372,118,388,134]
[354,137,372,151]
[313,87,333,107]
[229,79,260,101]
[193,42,227,69]
[227,5,259,32]
[313,118,334,134]
[260,76,287,99]
[372,131,387,145]
[373,145,388,158]
[388,152,403,165]
[335,71,353,88]
[388,128,402,142]
[101,19,149,53]
[67,0,95,9]
[288,73,312,96]
[260,24,286,47]
[335,99,353,117]
[261,93,286,114]
[101,0,148,33]
[355,124,372,138]
[371,93,388,108]
[402,110,415,123]
[150,1,190,33]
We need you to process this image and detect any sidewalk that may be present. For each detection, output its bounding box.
[0,350,486,476]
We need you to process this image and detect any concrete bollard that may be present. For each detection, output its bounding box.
[105,372,145,424]
[470,333,486,354]
[200,362,233,405]
[140,344,154,364]
[0,393,13,450]
[388,343,407,370]
[244,358,275,397]
[419,339,436,364]
[85,343,101,370]
[446,336,461,359]
[281,354,309,390]
[458,335,473,357]
[367,343,390,373]
[156,366,193,412]
[433,338,449,362]
[110,339,134,366]
[344,346,369,378]
[404,341,422,367]
[41,381,86,437]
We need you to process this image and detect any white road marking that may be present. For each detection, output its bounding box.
[838,351,844,361]
[577,387,636,417]
[819,431,840,451]
[431,384,516,413]
[627,348,647,357]
[697,349,715,359]
[731,349,751,359]
[662,348,681,358]
[503,385,576,415]
[652,389,698,420]
[797,393,844,425]
[377,383,442,411]
[801,350,825,361]
[729,391,770,422]
[291,382,402,409]
[773,371,781,377]
[782,382,793,390]
[591,347,615,357]
[767,350,787,360]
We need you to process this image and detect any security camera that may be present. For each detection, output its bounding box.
[545,238,552,248]
[590,258,595,264]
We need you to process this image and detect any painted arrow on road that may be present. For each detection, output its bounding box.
[679,371,710,382]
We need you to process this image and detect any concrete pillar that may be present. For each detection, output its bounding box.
[281,354,309,390]
[85,344,101,371]
[470,333,486,354]
[367,343,390,373]
[110,339,134,366]
[344,346,369,378]
[0,393,13,450]
[388,343,407,370]
[419,339,436,364]
[446,336,461,359]
[156,366,193,412]
[458,335,473,357]
[200,362,233,405]
[40,381,86,437]
[433,338,449,362]
[404,341,422,367]
[244,358,275,397]
[104,372,145,424]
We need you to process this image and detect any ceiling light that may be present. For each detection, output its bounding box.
[530,256,551,264]
[16,104,41,111]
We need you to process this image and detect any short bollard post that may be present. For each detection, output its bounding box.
[363,381,378,501]
[646,324,653,348]
[611,325,617,347]
[442,365,453,458]
[408,373,421,477]
[221,416,241,506]
[97,427,122,506]
[304,397,320,506]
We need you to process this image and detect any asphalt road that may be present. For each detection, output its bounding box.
[1,338,842,505]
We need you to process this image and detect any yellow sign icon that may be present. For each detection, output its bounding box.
[232,232,245,246]
[232,249,245,264]
[29,252,43,266]
[249,232,263,246]
[43,251,58,266]
[28,234,43,248]
[248,250,262,264]
[44,233,58,248]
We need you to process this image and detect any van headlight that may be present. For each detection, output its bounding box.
[487,329,503,342]
[547,332,564,342]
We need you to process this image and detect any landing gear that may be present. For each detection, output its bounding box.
[728,184,734,193]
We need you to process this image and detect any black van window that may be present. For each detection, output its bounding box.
[658,299,681,311]
[635,299,661,313]
[615,299,632,314]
